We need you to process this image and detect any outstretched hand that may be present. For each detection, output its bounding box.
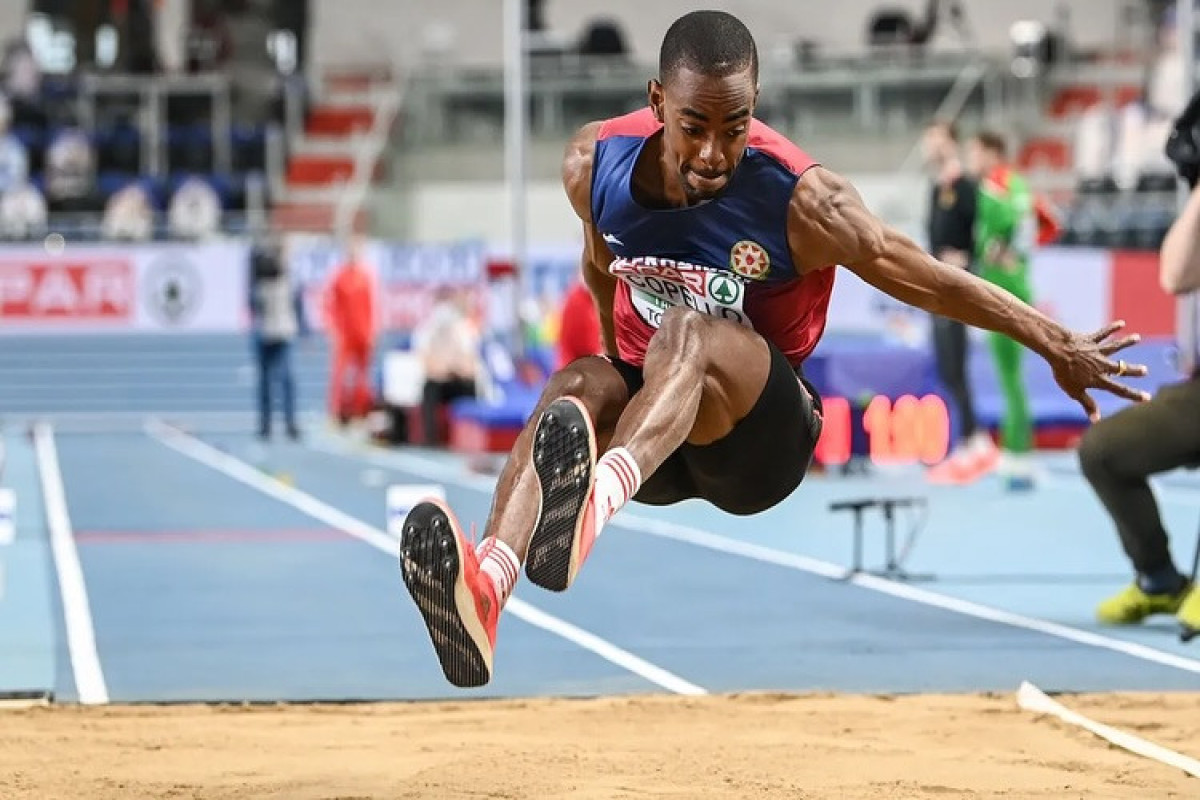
[1049,321,1152,422]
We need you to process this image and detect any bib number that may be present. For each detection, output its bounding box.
[611,257,750,330]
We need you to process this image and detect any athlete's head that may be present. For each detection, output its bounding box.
[649,10,760,203]
[967,130,1008,176]
[921,119,959,173]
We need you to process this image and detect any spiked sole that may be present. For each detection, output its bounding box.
[527,397,596,592]
[398,500,493,688]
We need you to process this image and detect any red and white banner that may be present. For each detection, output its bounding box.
[0,242,248,333]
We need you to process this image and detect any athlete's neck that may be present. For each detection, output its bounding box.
[631,133,691,209]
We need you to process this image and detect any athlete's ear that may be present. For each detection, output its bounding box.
[648,79,665,122]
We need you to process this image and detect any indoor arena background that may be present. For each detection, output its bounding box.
[1,2,1199,798]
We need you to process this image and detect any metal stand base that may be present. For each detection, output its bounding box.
[829,496,935,582]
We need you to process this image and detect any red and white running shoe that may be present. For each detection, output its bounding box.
[398,499,499,688]
[525,396,599,592]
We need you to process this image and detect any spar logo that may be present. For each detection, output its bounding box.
[0,260,134,320]
[706,272,741,305]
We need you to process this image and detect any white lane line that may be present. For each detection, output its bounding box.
[315,436,1200,677]
[148,421,705,696]
[1017,681,1200,777]
[32,423,109,705]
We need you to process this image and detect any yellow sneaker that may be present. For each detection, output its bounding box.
[1177,586,1200,642]
[1096,582,1189,625]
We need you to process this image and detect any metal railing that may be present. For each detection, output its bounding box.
[333,83,404,238]
[76,73,234,176]
[401,51,1009,144]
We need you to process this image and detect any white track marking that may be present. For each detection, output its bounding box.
[1017,681,1200,777]
[33,423,108,704]
[148,421,705,696]
[316,436,1200,677]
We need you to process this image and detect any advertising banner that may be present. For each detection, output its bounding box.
[0,242,249,333]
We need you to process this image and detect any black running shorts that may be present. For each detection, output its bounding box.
[608,340,823,515]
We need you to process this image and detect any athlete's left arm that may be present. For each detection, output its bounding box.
[786,166,1150,420]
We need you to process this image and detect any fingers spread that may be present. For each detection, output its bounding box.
[1099,334,1142,355]
[1091,320,1126,342]
[1099,376,1152,403]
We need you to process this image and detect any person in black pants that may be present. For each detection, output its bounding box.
[248,236,307,440]
[921,119,996,482]
[1081,92,1200,636]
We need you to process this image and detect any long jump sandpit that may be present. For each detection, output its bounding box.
[2,691,1198,799]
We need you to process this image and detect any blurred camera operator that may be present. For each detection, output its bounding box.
[1081,89,1200,639]
[248,234,306,441]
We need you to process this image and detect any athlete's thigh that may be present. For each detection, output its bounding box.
[647,308,772,446]
[603,353,698,505]
[680,342,823,516]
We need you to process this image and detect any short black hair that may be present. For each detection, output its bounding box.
[659,10,758,84]
[974,130,1008,158]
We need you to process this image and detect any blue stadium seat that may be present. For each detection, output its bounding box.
[167,124,214,173]
[231,125,267,172]
[95,123,141,173]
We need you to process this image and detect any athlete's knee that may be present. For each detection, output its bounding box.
[538,356,628,421]
[646,306,714,368]
[542,363,591,400]
[1077,421,1119,481]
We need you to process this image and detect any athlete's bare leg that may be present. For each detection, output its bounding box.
[607,306,771,473]
[524,306,774,591]
[480,356,631,560]
[397,355,631,687]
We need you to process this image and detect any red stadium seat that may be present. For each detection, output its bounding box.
[1017,138,1071,172]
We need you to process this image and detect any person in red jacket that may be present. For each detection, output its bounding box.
[324,237,377,423]
[555,279,604,369]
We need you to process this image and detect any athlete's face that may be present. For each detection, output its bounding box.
[967,139,1000,177]
[649,66,758,203]
[921,125,954,172]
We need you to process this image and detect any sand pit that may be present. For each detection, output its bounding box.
[2,691,1198,799]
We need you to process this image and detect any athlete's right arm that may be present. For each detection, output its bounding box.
[563,121,620,356]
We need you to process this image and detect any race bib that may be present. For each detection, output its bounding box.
[609,256,750,330]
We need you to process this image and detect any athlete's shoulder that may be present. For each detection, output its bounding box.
[597,107,661,140]
[562,120,607,223]
[747,118,819,177]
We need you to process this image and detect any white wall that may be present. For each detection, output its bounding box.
[0,0,28,46]
[311,0,1134,70]
[405,172,927,246]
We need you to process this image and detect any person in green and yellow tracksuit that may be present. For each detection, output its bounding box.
[967,132,1039,490]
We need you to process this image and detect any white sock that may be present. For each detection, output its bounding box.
[592,447,642,533]
[478,537,520,607]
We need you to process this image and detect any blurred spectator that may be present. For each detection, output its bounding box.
[120,0,162,74]
[555,279,603,369]
[187,0,233,73]
[0,96,29,195]
[412,287,481,445]
[0,181,47,240]
[249,235,306,441]
[102,184,155,241]
[2,39,40,106]
[1073,105,1116,182]
[168,176,222,240]
[324,237,377,424]
[45,127,96,212]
